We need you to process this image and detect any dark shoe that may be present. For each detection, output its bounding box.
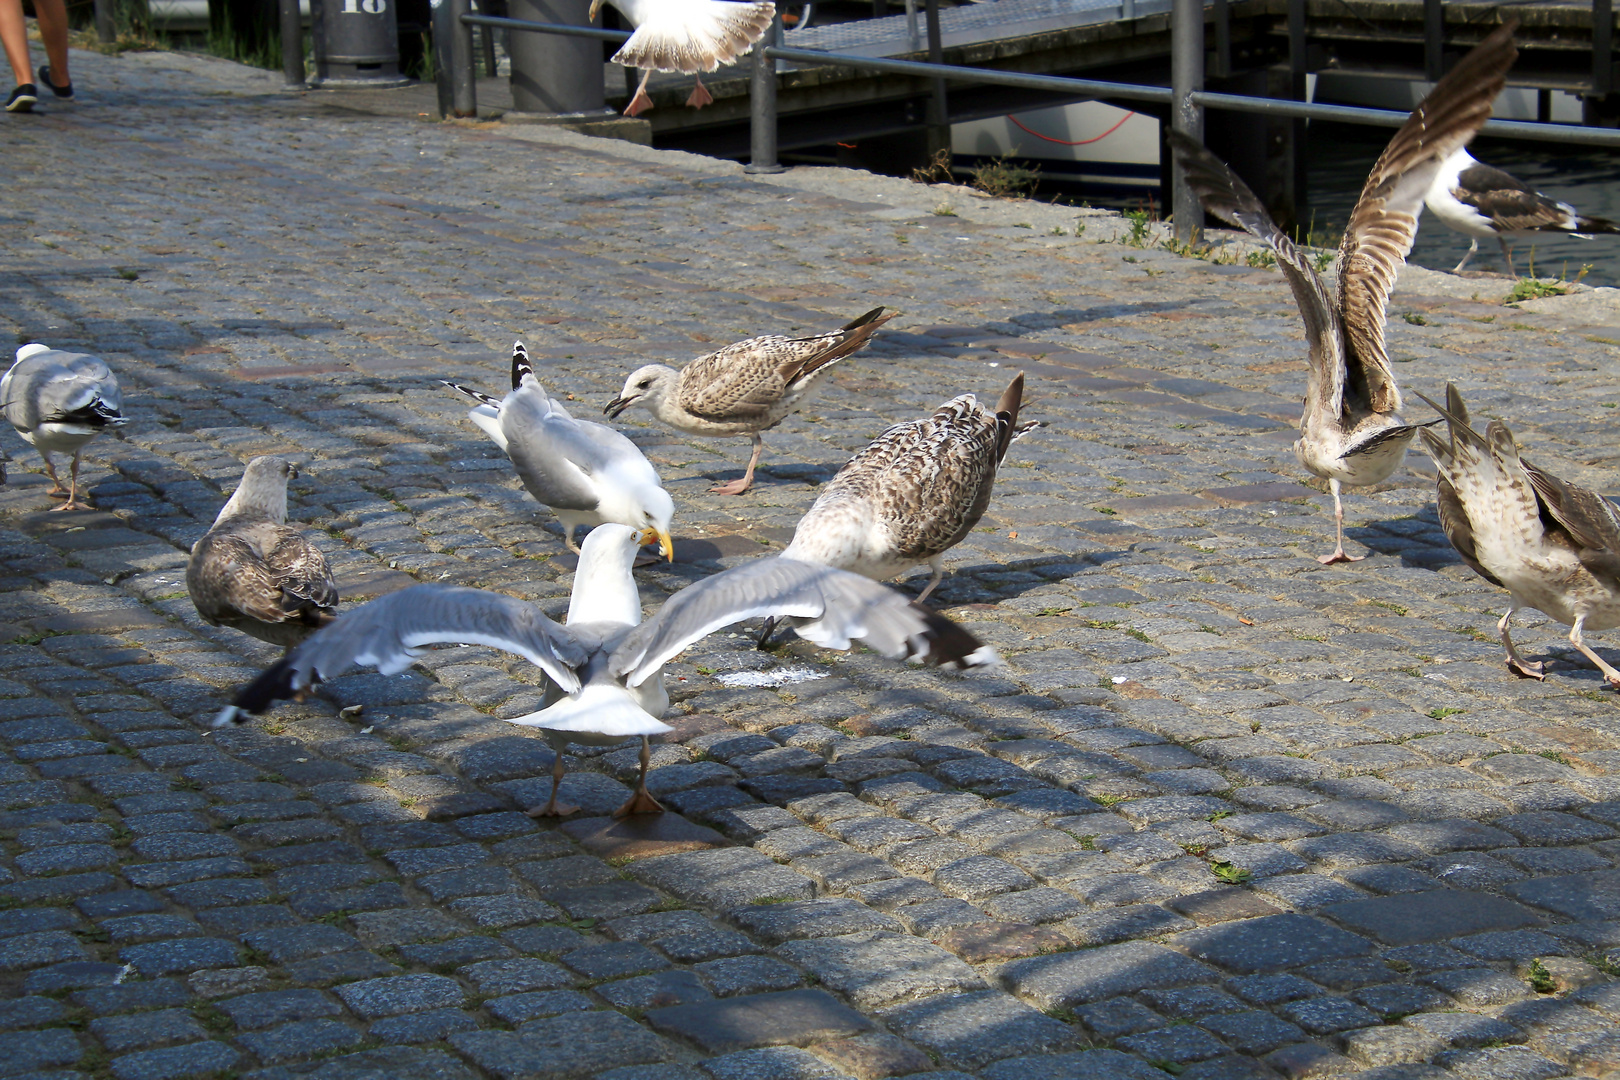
[38,66,72,99]
[6,84,37,112]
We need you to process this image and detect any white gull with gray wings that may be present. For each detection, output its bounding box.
[1167,21,1517,564]
[445,342,674,559]
[215,523,999,817]
[2,343,127,511]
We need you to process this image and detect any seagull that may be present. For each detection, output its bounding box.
[1167,22,1517,565]
[1416,384,1620,688]
[605,307,894,496]
[590,0,776,117]
[1425,148,1619,274]
[445,342,674,560]
[759,374,1039,649]
[1,344,127,511]
[214,523,999,818]
[188,456,339,650]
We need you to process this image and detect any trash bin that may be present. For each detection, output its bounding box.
[310,0,412,85]
[507,0,604,115]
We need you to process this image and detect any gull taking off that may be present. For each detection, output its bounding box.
[2,344,127,511]
[1167,22,1517,564]
[606,307,894,496]
[591,0,775,117]
[215,523,999,818]
[188,456,338,650]
[445,342,675,559]
[1417,384,1620,688]
[1425,148,1619,274]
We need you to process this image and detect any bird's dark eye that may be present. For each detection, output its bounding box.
[637,380,651,389]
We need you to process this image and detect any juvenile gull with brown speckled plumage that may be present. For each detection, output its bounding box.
[1419,384,1620,688]
[605,307,893,495]
[187,456,338,650]
[1168,22,1518,564]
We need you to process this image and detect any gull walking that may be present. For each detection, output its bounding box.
[606,307,893,496]
[446,342,674,559]
[759,374,1037,650]
[590,0,775,117]
[1167,22,1517,564]
[2,344,127,511]
[1425,148,1619,274]
[188,456,338,649]
[1418,384,1620,687]
[215,523,998,817]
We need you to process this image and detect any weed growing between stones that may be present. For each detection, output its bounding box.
[1505,260,1590,303]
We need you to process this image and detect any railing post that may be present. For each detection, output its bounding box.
[745,13,785,174]
[433,0,454,116]
[1171,0,1204,244]
[92,0,115,43]
[1423,0,1443,81]
[924,0,948,156]
[1596,0,1614,98]
[280,0,306,90]
[451,0,477,116]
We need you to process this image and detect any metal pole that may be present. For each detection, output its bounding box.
[1423,0,1443,81]
[1171,0,1204,244]
[433,0,454,116]
[280,0,306,90]
[92,0,115,43]
[451,0,477,116]
[745,13,785,174]
[1596,0,1614,98]
[924,0,948,155]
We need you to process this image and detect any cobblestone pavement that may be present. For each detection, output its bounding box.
[5,44,1620,1080]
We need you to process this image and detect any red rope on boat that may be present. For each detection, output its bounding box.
[1006,111,1135,146]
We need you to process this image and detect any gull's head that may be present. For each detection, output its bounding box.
[15,343,51,364]
[219,455,297,523]
[605,365,675,420]
[635,485,676,562]
[570,523,647,626]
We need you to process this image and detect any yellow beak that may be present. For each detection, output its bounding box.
[588,0,603,20]
[640,527,675,562]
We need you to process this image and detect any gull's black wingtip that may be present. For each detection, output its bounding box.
[213,655,302,728]
[909,602,1002,670]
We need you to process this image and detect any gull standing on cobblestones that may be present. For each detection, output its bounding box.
[758,374,1040,646]
[1425,148,1619,274]
[606,307,894,495]
[215,523,999,817]
[1168,23,1517,565]
[590,0,776,117]
[446,342,675,559]
[1,343,126,511]
[1417,384,1620,686]
[188,456,339,649]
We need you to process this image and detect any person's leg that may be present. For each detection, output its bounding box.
[32,0,66,85]
[1,0,37,89]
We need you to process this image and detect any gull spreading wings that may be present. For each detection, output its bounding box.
[2,343,127,511]
[216,523,998,817]
[1166,21,1517,564]
[445,342,674,558]
[592,0,776,116]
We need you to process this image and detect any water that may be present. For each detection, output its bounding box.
[1305,124,1620,288]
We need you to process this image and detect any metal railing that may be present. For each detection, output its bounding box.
[429,0,1620,242]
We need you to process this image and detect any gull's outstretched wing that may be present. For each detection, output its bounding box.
[216,584,587,724]
[610,556,1000,687]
